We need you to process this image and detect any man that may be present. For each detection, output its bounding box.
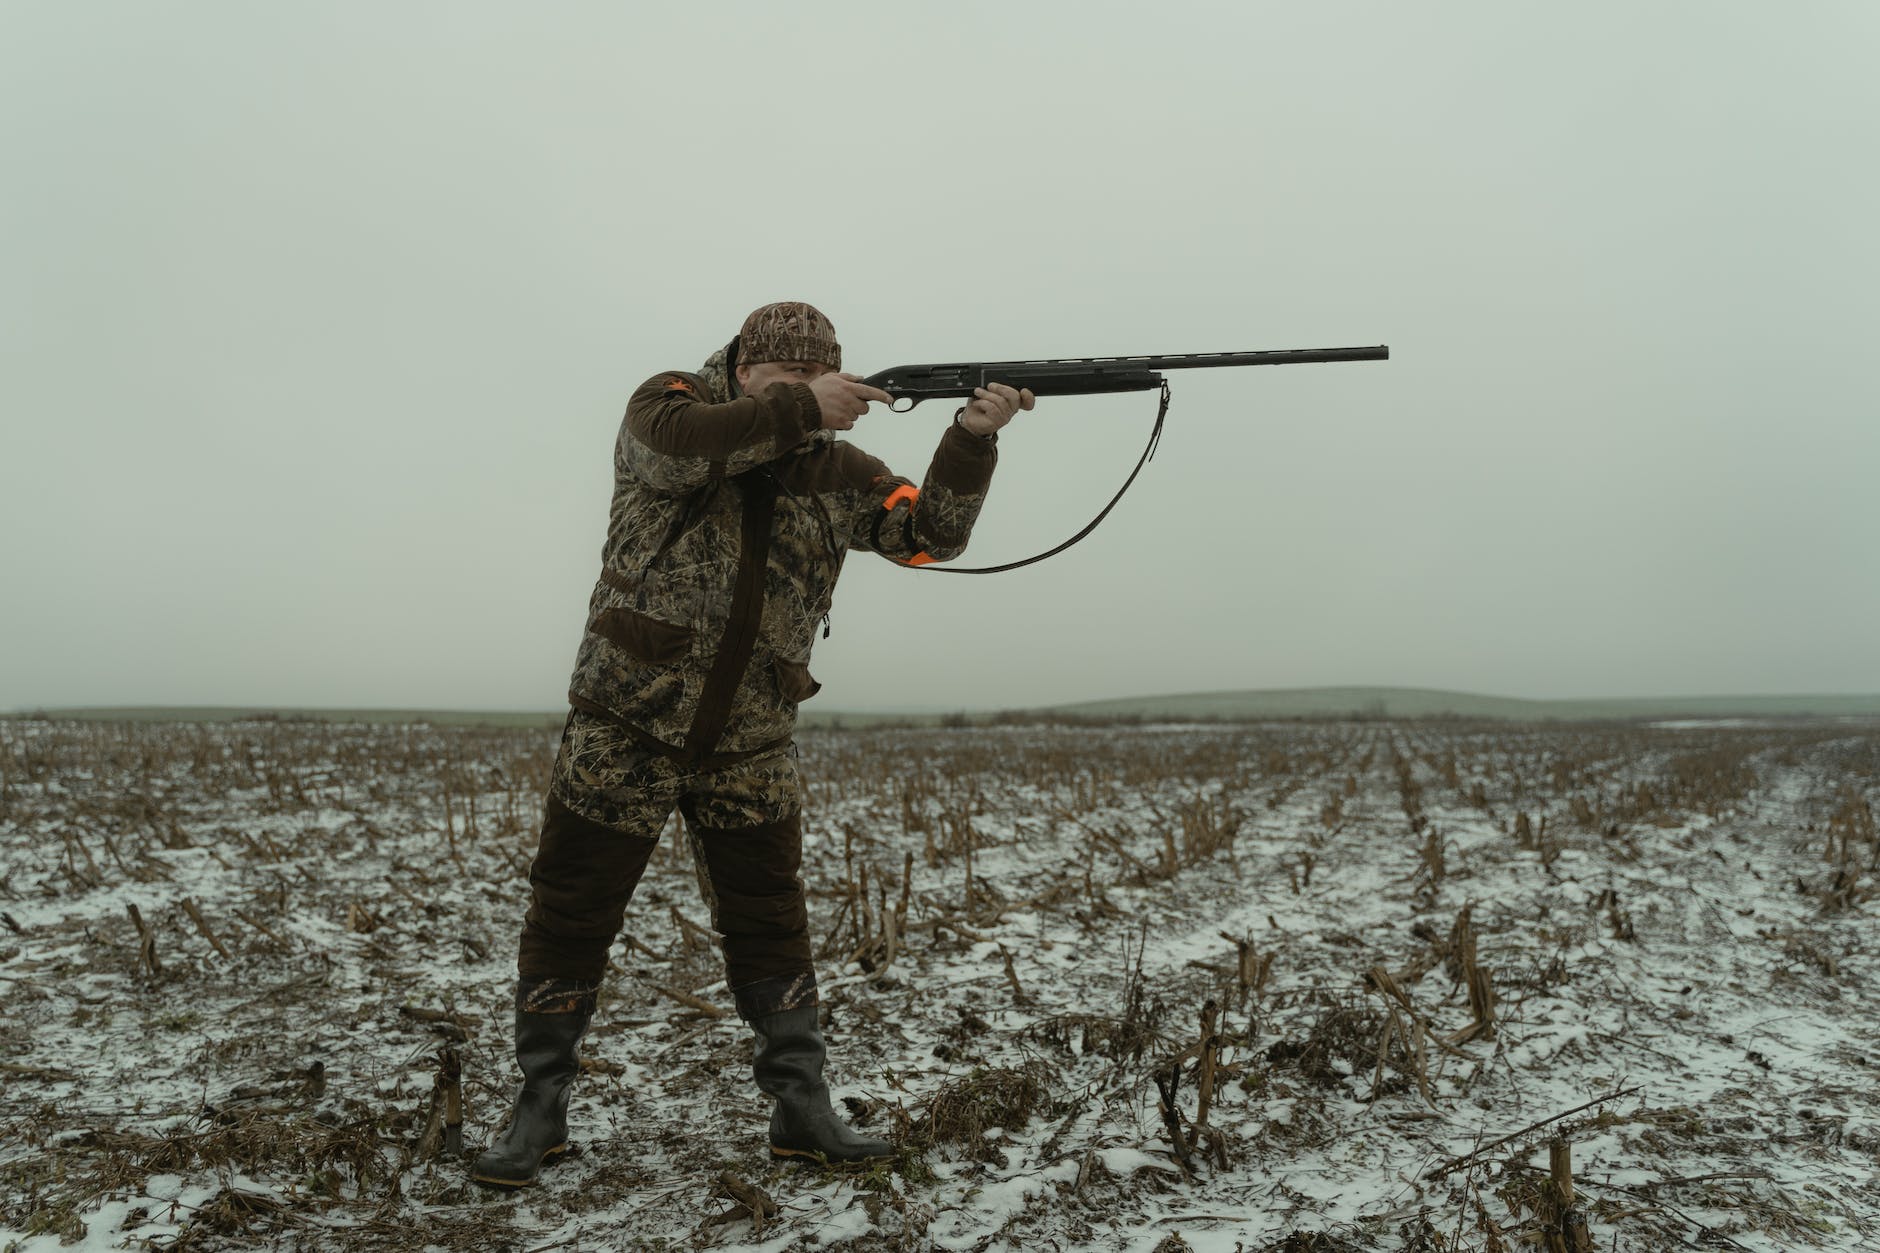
[473,302,1034,1186]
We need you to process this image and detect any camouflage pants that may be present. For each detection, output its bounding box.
[516,711,817,1020]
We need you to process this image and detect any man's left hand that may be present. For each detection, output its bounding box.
[958,383,1035,437]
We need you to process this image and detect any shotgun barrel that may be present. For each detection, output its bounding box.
[863,345,1388,408]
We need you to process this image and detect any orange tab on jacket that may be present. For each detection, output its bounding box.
[882,484,919,511]
[664,376,695,394]
[903,552,936,567]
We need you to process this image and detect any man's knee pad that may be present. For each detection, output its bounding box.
[686,811,812,987]
[519,796,661,982]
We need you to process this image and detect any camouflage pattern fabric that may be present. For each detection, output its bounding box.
[549,710,800,833]
[736,300,841,370]
[730,971,819,1020]
[566,342,997,760]
[693,342,733,408]
[516,976,600,1016]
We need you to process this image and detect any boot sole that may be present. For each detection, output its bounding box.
[470,1143,568,1188]
[770,1144,892,1165]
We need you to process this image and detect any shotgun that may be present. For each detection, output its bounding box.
[862,345,1388,410]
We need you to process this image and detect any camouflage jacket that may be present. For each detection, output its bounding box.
[567,345,997,762]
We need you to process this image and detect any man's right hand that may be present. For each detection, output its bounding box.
[808,373,892,431]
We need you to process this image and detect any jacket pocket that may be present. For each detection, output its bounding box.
[590,606,693,665]
[772,657,822,703]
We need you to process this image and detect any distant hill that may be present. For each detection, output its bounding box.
[11,687,1880,727]
[1036,686,1880,722]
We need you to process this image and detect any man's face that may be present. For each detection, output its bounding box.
[736,359,835,395]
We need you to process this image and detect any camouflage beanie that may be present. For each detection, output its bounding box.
[737,301,841,371]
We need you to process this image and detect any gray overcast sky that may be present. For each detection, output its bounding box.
[4,1,1877,713]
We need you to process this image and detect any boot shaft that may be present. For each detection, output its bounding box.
[471,981,596,1188]
[750,1004,826,1099]
[514,977,595,1072]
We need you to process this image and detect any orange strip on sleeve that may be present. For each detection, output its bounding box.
[904,553,936,567]
[882,484,920,511]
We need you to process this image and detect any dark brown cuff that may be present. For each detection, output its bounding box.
[770,381,822,456]
[927,418,999,493]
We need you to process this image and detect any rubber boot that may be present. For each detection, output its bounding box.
[471,996,592,1187]
[751,1005,891,1162]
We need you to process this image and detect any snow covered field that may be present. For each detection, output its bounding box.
[2,716,1876,1251]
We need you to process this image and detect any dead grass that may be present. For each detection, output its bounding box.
[907,1062,1058,1162]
